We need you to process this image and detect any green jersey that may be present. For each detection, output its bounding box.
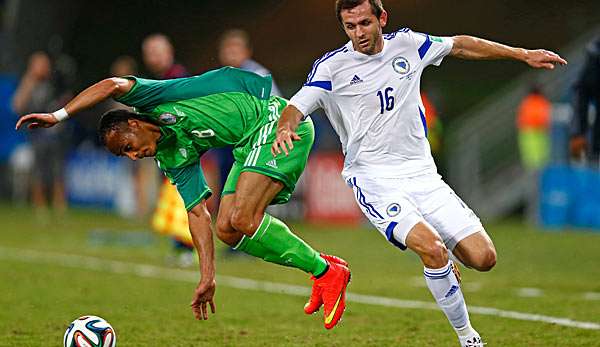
[116,67,274,170]
[114,67,314,211]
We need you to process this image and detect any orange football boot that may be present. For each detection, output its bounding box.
[304,254,349,315]
[307,260,351,329]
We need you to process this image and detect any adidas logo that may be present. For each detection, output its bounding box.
[266,159,278,169]
[444,285,460,298]
[350,75,364,85]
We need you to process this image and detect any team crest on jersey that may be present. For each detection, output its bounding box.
[179,148,188,159]
[392,56,410,75]
[158,113,177,125]
[387,203,401,217]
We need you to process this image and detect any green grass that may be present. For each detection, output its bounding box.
[1,205,600,346]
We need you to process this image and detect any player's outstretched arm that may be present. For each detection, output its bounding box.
[15,77,134,130]
[272,105,303,156]
[450,35,568,69]
[187,202,217,321]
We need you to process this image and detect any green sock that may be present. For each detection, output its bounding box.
[245,214,327,276]
[234,235,291,267]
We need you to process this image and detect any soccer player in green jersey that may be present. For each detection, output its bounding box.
[16,67,351,329]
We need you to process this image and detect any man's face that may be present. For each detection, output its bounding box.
[104,121,158,161]
[340,1,387,55]
[219,37,251,68]
[142,38,174,77]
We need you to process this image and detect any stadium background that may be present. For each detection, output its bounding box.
[1,1,599,346]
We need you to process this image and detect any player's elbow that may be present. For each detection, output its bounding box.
[97,77,126,98]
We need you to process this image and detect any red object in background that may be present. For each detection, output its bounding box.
[305,153,362,224]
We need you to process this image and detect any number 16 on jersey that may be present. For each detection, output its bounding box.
[377,87,395,114]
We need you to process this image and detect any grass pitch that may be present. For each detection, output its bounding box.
[1,205,599,346]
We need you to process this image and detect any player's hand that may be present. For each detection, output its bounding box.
[524,49,567,69]
[190,279,216,320]
[272,126,301,157]
[15,113,59,130]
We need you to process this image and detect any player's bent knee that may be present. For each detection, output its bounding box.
[474,247,497,272]
[215,225,239,246]
[421,240,449,269]
[229,209,258,236]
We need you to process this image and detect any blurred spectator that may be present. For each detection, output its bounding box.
[142,33,188,79]
[516,85,551,171]
[142,33,195,266]
[570,37,600,164]
[218,29,281,96]
[11,51,72,216]
[215,29,282,198]
[110,55,138,78]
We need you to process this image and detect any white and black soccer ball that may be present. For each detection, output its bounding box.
[63,315,116,347]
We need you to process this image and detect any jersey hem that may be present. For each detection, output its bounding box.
[184,188,212,212]
[241,166,293,190]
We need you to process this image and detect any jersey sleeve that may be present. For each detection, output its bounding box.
[288,59,332,117]
[162,162,212,212]
[115,67,272,112]
[408,30,454,67]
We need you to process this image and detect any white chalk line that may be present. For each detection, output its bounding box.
[0,246,598,331]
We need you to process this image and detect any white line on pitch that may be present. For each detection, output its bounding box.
[583,292,600,301]
[1,246,599,331]
[516,287,544,298]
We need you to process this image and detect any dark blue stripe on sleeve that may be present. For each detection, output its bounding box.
[418,34,433,59]
[305,80,332,91]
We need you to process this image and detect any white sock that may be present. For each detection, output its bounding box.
[424,260,470,331]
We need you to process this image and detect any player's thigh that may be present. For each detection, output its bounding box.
[346,175,425,251]
[420,178,484,252]
[231,171,284,233]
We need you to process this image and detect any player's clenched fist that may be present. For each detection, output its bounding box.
[272,126,301,157]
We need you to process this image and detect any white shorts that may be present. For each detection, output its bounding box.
[346,173,483,251]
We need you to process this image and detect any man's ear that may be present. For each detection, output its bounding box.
[127,119,139,129]
[379,10,388,28]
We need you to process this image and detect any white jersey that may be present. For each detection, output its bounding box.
[289,28,453,179]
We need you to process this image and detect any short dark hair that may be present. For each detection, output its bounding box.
[335,0,384,24]
[98,108,144,147]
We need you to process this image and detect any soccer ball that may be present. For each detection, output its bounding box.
[63,315,116,347]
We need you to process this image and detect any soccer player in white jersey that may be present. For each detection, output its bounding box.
[272,0,567,345]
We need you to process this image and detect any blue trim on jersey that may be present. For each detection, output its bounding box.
[424,265,452,279]
[385,222,407,250]
[306,46,348,83]
[384,27,410,40]
[419,107,428,137]
[351,177,384,219]
[418,34,433,59]
[305,80,332,91]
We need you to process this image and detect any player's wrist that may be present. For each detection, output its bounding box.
[51,108,69,122]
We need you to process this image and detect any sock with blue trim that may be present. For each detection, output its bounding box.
[424,260,470,330]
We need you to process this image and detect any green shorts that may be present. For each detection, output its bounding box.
[222,98,314,205]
